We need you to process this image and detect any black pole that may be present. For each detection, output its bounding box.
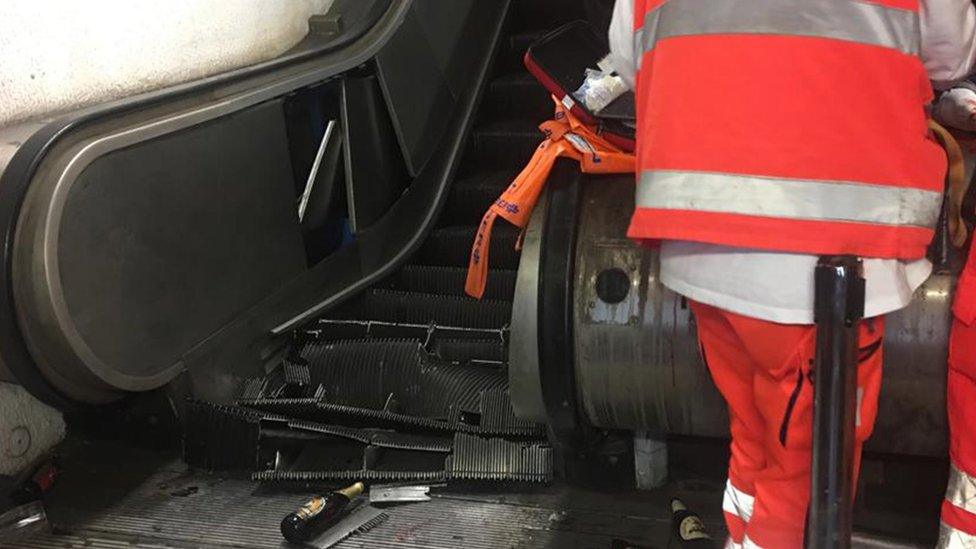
[805,256,865,549]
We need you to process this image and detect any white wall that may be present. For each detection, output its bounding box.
[0,0,335,127]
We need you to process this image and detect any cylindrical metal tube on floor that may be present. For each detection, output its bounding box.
[806,256,865,549]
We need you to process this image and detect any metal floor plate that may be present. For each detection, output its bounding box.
[4,438,930,549]
[4,439,724,549]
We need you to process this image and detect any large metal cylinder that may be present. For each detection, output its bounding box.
[512,176,953,457]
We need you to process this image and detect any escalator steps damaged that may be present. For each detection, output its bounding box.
[185,402,553,483]
[180,0,559,492]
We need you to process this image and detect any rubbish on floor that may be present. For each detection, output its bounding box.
[305,502,389,549]
[0,382,66,478]
[10,460,59,505]
[369,483,435,503]
[0,500,48,541]
[670,498,714,547]
[280,481,365,543]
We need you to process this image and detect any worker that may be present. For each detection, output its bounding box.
[944,225,976,547]
[936,80,976,546]
[607,1,976,547]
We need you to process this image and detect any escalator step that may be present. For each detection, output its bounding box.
[241,397,544,437]
[478,389,541,433]
[448,433,553,483]
[254,469,447,483]
[254,434,553,484]
[283,363,311,387]
[440,170,516,226]
[286,420,453,453]
[386,265,517,301]
[184,402,263,472]
[430,338,507,364]
[416,225,520,270]
[334,289,513,329]
[312,319,506,346]
[298,339,507,419]
[494,29,548,73]
[483,72,552,120]
[470,119,542,167]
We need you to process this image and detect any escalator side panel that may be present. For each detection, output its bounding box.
[28,101,303,397]
[0,1,415,407]
[341,76,411,232]
[0,1,511,406]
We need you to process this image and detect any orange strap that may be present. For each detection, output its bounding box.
[464,98,635,299]
[928,119,970,248]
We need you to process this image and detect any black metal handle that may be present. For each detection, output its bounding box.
[806,256,865,549]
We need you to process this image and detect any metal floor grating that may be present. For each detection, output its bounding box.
[4,438,934,549]
[4,439,725,549]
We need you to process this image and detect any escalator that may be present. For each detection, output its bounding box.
[182,9,566,487]
[1,0,961,547]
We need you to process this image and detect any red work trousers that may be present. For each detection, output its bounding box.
[939,240,976,548]
[691,301,885,549]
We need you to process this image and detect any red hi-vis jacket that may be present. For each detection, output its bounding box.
[626,0,948,259]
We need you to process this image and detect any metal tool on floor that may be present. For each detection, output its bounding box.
[0,500,49,541]
[806,256,865,549]
[369,483,437,503]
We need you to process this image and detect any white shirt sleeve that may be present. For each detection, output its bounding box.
[921,0,976,86]
[608,0,637,91]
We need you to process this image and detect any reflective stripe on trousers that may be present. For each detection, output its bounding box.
[633,0,919,66]
[940,522,976,549]
[948,464,976,515]
[635,169,943,230]
[722,480,756,522]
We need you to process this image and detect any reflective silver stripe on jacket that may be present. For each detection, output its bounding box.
[939,521,976,549]
[947,464,976,515]
[634,0,920,63]
[636,170,942,228]
[721,479,755,521]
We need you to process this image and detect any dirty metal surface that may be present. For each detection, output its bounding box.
[5,439,725,549]
[571,178,954,457]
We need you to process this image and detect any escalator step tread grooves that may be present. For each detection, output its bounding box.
[253,469,447,482]
[299,339,506,419]
[416,225,520,269]
[431,338,507,364]
[239,397,544,437]
[238,378,266,401]
[311,318,507,346]
[287,419,453,453]
[485,72,553,118]
[479,389,540,432]
[184,402,262,472]
[471,118,543,165]
[440,170,517,226]
[283,363,310,387]
[387,265,517,301]
[333,289,513,329]
[252,436,553,484]
[448,433,554,483]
